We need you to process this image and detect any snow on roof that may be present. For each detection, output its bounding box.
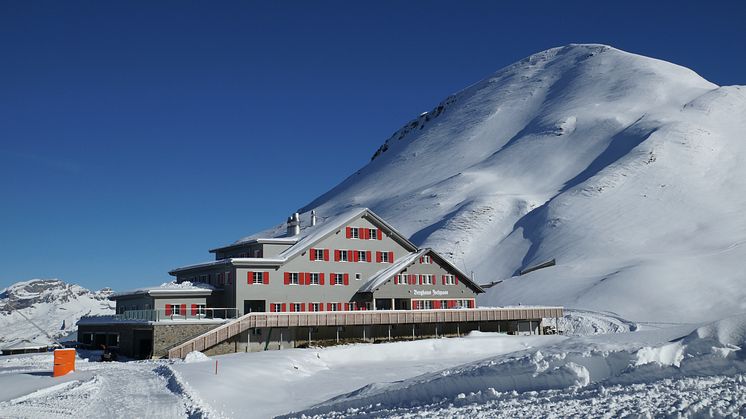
[111,281,215,298]
[357,249,484,293]
[358,249,428,293]
[174,208,418,274]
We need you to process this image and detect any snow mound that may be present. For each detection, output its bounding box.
[292,315,746,417]
[558,309,638,335]
[183,351,211,363]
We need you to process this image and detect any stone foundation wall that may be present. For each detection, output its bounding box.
[152,323,222,358]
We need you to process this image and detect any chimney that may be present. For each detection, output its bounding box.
[310,210,317,227]
[287,212,300,236]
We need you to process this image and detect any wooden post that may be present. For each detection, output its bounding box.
[388,324,391,341]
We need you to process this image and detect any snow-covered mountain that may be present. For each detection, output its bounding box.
[0,279,115,350]
[285,44,746,323]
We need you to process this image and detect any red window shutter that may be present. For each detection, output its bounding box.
[310,248,316,261]
[377,229,382,240]
[284,272,290,285]
[469,300,475,308]
[165,305,172,316]
[455,276,459,285]
[289,303,295,312]
[343,273,349,286]
[376,252,382,263]
[419,275,423,285]
[344,303,349,311]
[300,303,306,312]
[388,251,394,262]
[420,257,424,263]
[281,303,286,312]
[269,304,275,313]
[433,301,441,309]
[366,251,372,262]
[361,228,367,240]
[352,250,358,262]
[180,304,187,315]
[324,249,330,261]
[327,303,332,311]
[247,271,253,285]
[346,227,352,238]
[448,300,455,309]
[191,304,197,315]
[263,271,270,285]
[320,273,325,285]
[335,250,341,261]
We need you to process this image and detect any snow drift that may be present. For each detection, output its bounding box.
[293,314,746,418]
[265,43,746,323]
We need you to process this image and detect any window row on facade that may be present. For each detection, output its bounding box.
[165,303,206,316]
[395,273,459,286]
[345,226,381,240]
[412,299,475,309]
[270,301,368,312]
[309,248,394,263]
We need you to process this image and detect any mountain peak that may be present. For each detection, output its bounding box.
[300,46,744,323]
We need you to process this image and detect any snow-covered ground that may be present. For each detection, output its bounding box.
[1,311,744,418]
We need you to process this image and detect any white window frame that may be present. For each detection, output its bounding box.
[253,271,264,284]
[368,228,378,240]
[340,250,349,262]
[423,300,433,309]
[421,274,433,285]
[169,304,181,315]
[272,303,282,312]
[292,303,302,312]
[444,274,455,285]
[350,228,359,239]
[355,273,361,281]
[289,272,299,285]
[357,251,367,262]
[380,252,390,263]
[330,303,340,312]
[309,273,320,285]
[310,303,321,312]
[396,274,407,285]
[333,273,344,285]
[314,249,325,261]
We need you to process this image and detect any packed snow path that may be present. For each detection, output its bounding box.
[0,360,198,418]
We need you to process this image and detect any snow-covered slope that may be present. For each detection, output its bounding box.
[283,44,746,323]
[0,279,115,349]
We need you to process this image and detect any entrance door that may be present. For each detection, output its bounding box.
[133,329,153,360]
[244,300,266,314]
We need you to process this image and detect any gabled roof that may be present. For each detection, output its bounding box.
[171,208,418,274]
[358,248,485,293]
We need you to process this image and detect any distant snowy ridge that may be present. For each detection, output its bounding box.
[275,43,746,323]
[0,279,115,349]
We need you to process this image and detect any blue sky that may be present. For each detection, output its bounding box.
[2,1,745,291]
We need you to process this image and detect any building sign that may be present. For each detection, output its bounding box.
[413,289,449,296]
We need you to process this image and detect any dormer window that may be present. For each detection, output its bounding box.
[420,255,432,264]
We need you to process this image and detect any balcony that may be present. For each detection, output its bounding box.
[79,308,240,324]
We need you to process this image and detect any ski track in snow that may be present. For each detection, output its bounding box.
[0,361,199,419]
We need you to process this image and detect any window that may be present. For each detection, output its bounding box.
[357,251,367,262]
[288,272,299,285]
[423,300,433,309]
[309,273,320,285]
[355,273,361,281]
[440,300,448,309]
[314,249,325,261]
[340,250,349,262]
[368,228,378,240]
[396,274,408,285]
[350,227,359,239]
[292,303,302,312]
[421,274,433,285]
[333,273,344,285]
[199,274,208,283]
[414,300,424,310]
[421,255,432,264]
[252,272,264,284]
[310,303,321,312]
[168,304,181,315]
[272,303,282,312]
[330,303,340,312]
[379,251,390,263]
[253,249,262,258]
[444,274,455,285]
[347,302,357,311]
